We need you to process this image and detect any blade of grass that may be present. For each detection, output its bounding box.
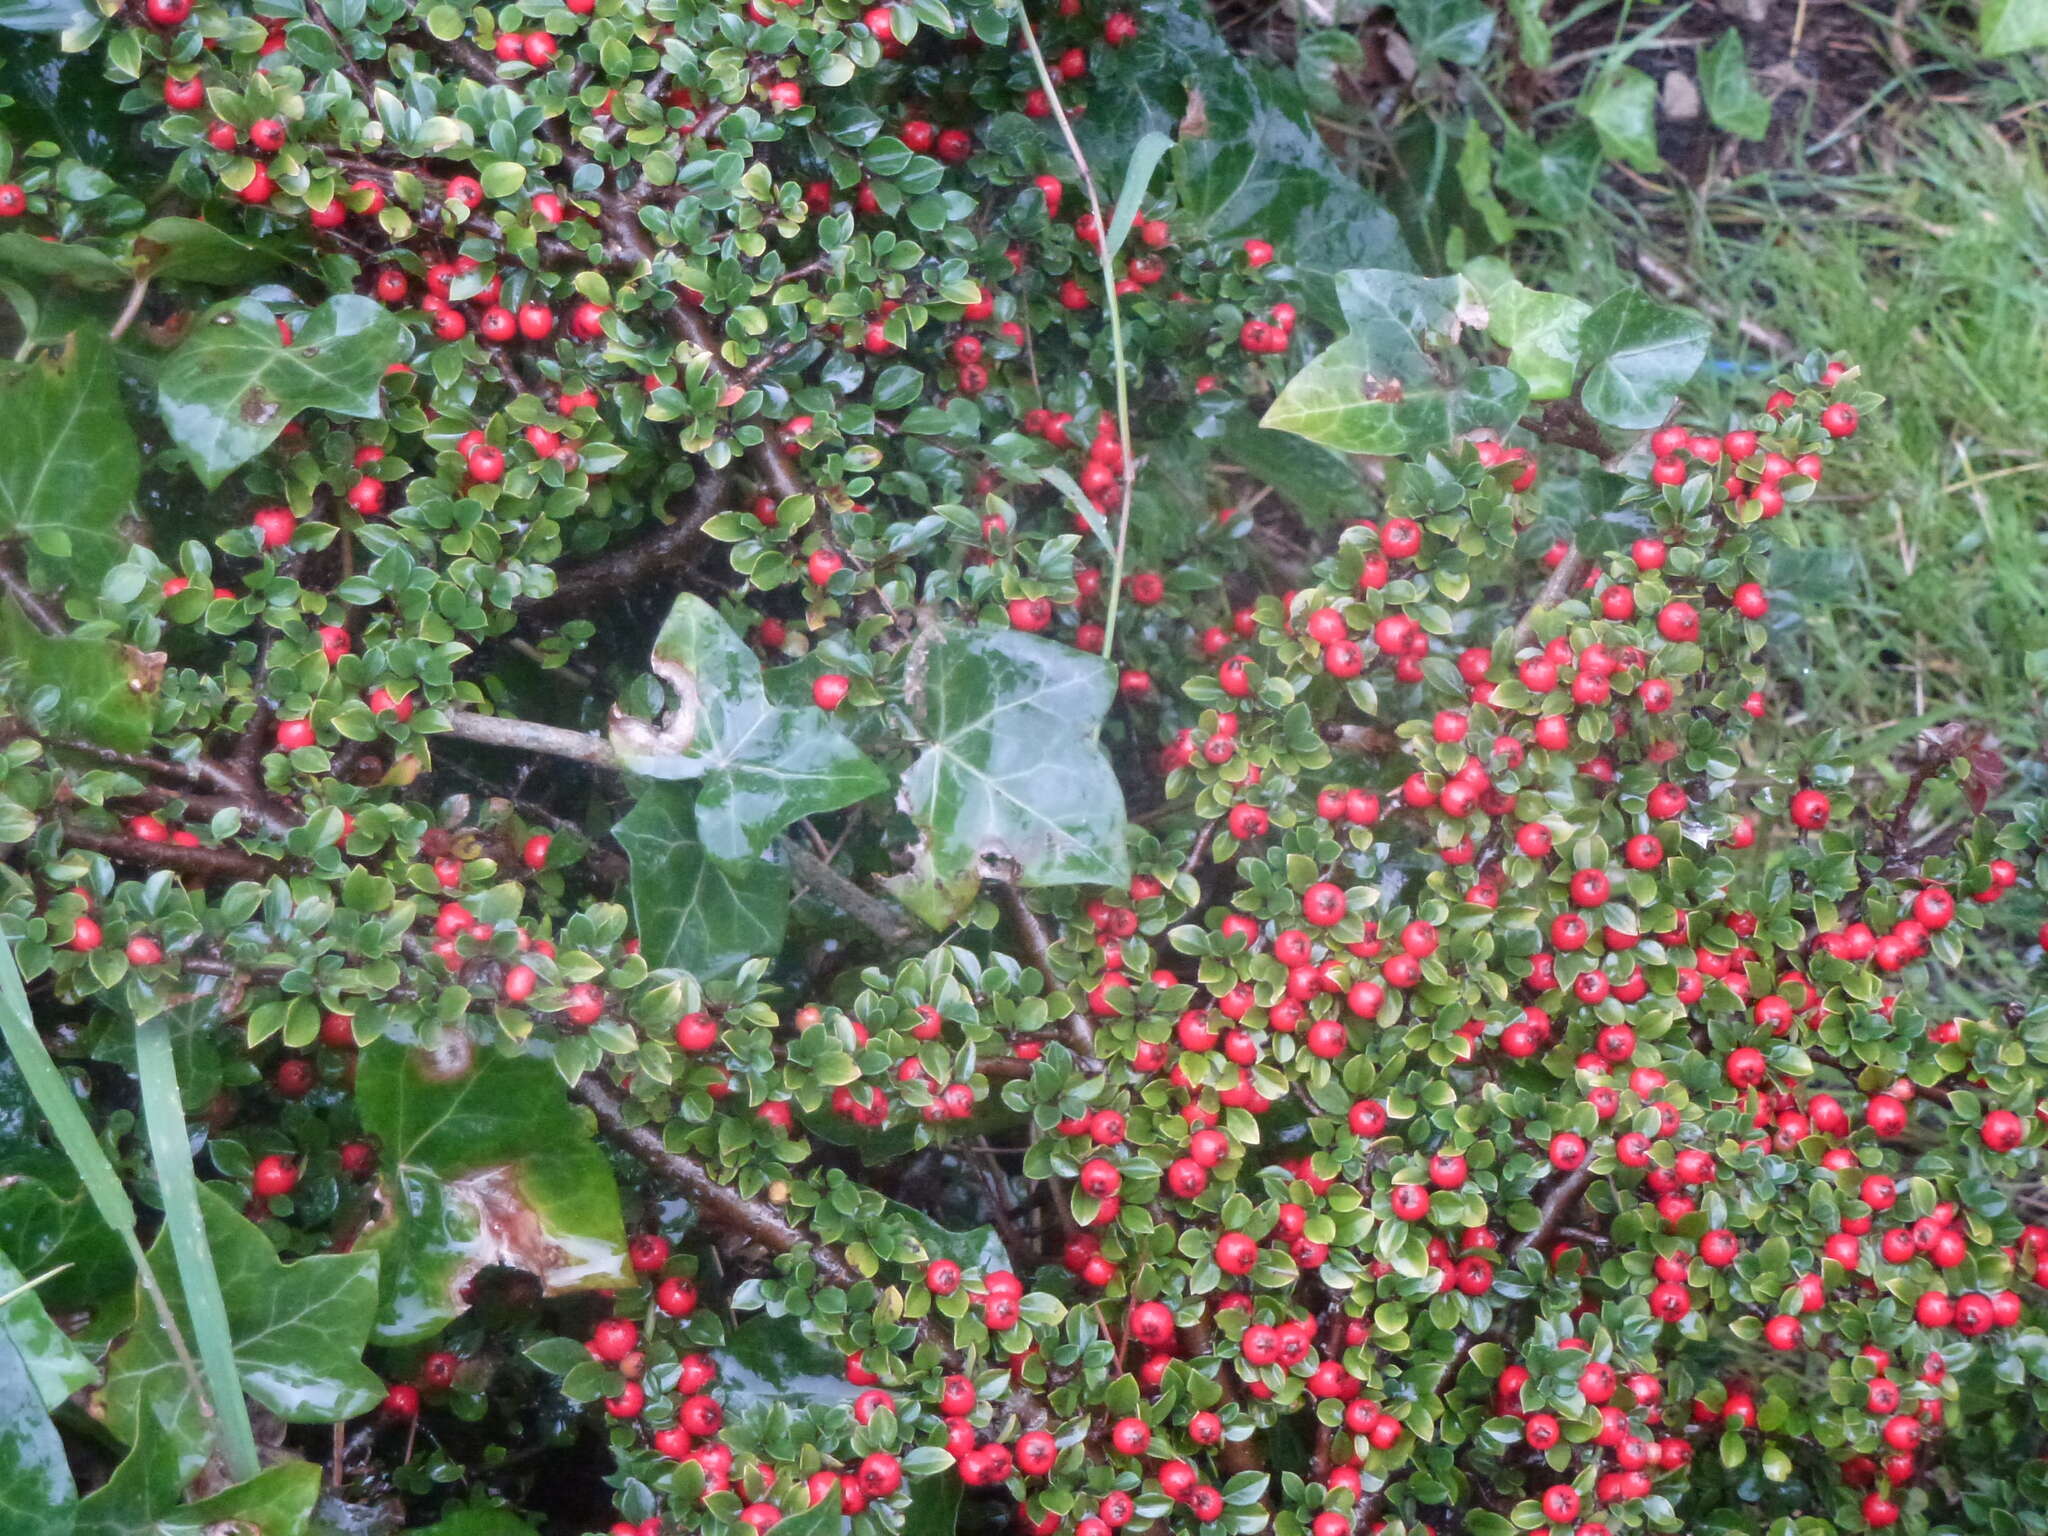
[1018,11,1141,657]
[0,931,242,1480]
[133,1015,262,1485]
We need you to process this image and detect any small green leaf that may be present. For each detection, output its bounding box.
[354,1040,631,1344]
[1463,257,1590,401]
[1576,292,1710,430]
[1698,30,1771,140]
[158,295,403,488]
[1580,65,1662,173]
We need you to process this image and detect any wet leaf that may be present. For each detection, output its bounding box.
[1073,0,1409,322]
[616,783,791,979]
[0,601,159,754]
[0,328,135,588]
[408,1504,541,1536]
[157,295,402,488]
[611,596,886,860]
[0,1252,93,1408]
[75,1436,320,1536]
[129,218,288,286]
[1390,0,1496,67]
[1979,0,2048,56]
[0,0,89,30]
[355,1039,630,1344]
[899,626,1129,898]
[101,1186,383,1493]
[0,1321,74,1536]
[719,1312,864,1413]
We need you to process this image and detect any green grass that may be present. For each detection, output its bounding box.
[1548,114,2048,751]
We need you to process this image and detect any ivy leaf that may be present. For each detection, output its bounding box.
[1390,0,1496,67]
[885,1199,1009,1273]
[1075,0,1410,323]
[129,218,287,287]
[0,1058,125,1312]
[1580,66,1662,173]
[1980,0,2048,55]
[74,1433,319,1536]
[0,1322,73,1536]
[1463,257,1591,401]
[615,782,791,979]
[409,1503,542,1536]
[610,596,885,861]
[899,626,1129,904]
[1262,331,1525,456]
[0,328,135,589]
[720,1313,864,1414]
[157,295,402,488]
[1576,292,1710,430]
[0,601,160,754]
[0,1253,92,1408]
[1698,30,1771,141]
[354,1039,630,1344]
[1209,401,1360,523]
[0,0,89,29]
[1497,125,1601,224]
[101,1186,384,1492]
[0,232,127,288]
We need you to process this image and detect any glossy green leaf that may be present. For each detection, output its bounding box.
[101,1186,382,1493]
[0,1136,126,1313]
[354,1039,629,1344]
[901,1469,962,1536]
[157,295,402,488]
[886,1199,1009,1273]
[0,1252,92,1408]
[0,328,135,588]
[75,1437,319,1536]
[1979,0,2048,55]
[1391,0,1496,66]
[0,0,89,30]
[610,596,885,861]
[1074,0,1408,321]
[1576,292,1710,430]
[0,600,158,754]
[1580,66,1662,173]
[1699,30,1771,141]
[0,233,127,288]
[1211,402,1361,522]
[899,626,1129,901]
[1463,257,1591,401]
[0,1322,74,1536]
[1292,29,1362,112]
[719,1312,864,1413]
[409,1503,542,1536]
[616,782,791,979]
[129,218,287,286]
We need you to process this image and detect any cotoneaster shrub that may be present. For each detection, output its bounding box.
[0,4,2044,1536]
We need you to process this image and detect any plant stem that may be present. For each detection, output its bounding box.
[1017,13,1138,658]
[133,1017,262,1485]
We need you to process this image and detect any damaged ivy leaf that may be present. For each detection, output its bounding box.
[355,1038,630,1345]
[610,595,886,861]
